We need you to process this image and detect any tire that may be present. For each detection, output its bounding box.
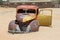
[8,20,17,33]
[8,20,16,30]
[30,20,39,32]
[24,20,39,32]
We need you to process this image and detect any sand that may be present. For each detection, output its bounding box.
[0,7,60,40]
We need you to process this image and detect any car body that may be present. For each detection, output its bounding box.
[8,5,52,34]
[8,5,39,33]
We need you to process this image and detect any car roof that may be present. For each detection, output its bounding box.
[17,5,38,10]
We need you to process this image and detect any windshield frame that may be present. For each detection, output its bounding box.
[17,9,36,14]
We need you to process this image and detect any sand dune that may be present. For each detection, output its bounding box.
[0,7,60,40]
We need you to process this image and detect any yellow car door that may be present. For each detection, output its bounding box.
[37,9,52,26]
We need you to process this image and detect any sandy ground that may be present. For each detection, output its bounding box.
[0,7,60,40]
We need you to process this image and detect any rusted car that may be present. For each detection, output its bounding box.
[8,5,39,33]
[8,5,52,33]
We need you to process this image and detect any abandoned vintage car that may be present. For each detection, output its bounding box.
[8,5,39,33]
[8,5,52,33]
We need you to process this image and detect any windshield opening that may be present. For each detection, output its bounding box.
[17,9,36,13]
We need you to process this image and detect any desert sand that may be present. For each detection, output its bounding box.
[0,7,60,40]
